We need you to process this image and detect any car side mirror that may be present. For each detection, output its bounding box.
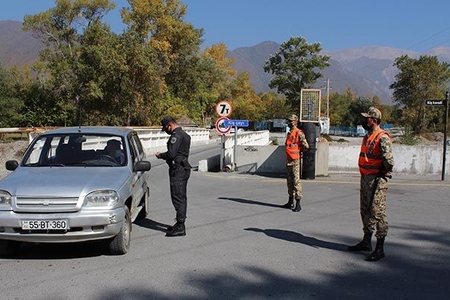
[5,160,19,171]
[133,161,151,172]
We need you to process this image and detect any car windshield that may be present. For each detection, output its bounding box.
[22,133,127,167]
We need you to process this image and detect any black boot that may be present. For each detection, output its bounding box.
[366,237,385,261]
[293,200,301,212]
[166,222,186,237]
[282,197,294,209]
[348,232,372,251]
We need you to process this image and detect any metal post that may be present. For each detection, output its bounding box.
[220,134,224,171]
[442,91,449,181]
[326,78,330,119]
[233,126,237,170]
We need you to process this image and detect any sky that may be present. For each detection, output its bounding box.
[2,0,450,52]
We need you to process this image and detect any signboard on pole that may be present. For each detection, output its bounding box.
[215,117,231,134]
[300,89,321,123]
[425,99,446,106]
[215,100,232,117]
[224,120,249,127]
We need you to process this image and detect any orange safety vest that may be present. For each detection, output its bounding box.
[358,128,391,176]
[285,127,304,160]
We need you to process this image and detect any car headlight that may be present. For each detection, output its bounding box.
[0,190,12,209]
[84,190,119,207]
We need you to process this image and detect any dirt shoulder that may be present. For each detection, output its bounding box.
[0,140,29,179]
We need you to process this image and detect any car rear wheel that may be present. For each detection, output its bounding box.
[109,206,131,255]
[137,187,150,219]
[0,240,21,256]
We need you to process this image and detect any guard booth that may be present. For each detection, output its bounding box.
[299,89,321,179]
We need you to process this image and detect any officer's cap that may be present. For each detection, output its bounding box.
[161,116,176,128]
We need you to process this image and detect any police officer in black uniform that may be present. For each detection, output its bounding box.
[155,116,192,237]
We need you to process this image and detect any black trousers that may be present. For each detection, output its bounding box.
[169,166,191,223]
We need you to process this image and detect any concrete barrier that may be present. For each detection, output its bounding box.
[329,143,446,175]
[227,141,448,176]
[232,141,329,176]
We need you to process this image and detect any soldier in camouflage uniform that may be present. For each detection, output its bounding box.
[283,114,309,212]
[348,107,394,261]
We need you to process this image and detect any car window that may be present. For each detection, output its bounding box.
[22,134,127,167]
[129,133,145,163]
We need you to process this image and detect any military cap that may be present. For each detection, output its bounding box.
[287,114,299,121]
[361,107,382,119]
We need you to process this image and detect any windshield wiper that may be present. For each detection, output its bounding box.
[23,163,65,167]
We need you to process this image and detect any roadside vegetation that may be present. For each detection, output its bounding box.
[0,0,449,141]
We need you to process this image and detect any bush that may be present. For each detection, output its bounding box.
[400,132,418,145]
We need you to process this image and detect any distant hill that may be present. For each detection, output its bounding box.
[0,20,43,68]
[3,20,450,105]
[229,42,450,104]
[228,42,399,103]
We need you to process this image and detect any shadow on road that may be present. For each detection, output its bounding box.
[135,218,171,233]
[245,227,348,251]
[218,196,283,208]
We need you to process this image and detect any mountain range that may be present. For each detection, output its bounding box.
[230,41,450,104]
[3,20,450,104]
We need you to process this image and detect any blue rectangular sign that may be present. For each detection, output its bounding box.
[224,119,249,127]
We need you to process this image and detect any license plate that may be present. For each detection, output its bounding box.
[21,219,69,230]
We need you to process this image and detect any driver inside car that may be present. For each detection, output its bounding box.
[105,139,125,165]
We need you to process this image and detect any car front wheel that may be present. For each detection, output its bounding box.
[108,206,131,255]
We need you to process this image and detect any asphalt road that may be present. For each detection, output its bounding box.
[0,143,449,300]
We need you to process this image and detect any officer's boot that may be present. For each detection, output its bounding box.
[347,232,372,251]
[293,199,301,212]
[365,237,385,261]
[166,222,186,237]
[282,197,294,209]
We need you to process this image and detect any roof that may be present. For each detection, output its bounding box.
[177,116,198,127]
[40,126,135,136]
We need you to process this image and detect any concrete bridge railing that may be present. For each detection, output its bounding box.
[4,127,447,175]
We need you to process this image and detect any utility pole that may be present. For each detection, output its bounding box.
[442,91,449,181]
[326,78,330,119]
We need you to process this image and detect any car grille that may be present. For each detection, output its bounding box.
[14,197,80,212]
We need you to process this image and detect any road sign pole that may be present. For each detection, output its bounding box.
[233,126,238,169]
[442,91,449,180]
[220,134,225,171]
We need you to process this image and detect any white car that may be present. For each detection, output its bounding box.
[0,126,152,255]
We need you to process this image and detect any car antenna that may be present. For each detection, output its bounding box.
[76,95,82,132]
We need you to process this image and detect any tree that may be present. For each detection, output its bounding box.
[260,92,290,120]
[346,97,374,127]
[23,0,117,126]
[21,0,206,126]
[228,72,263,120]
[263,36,330,110]
[0,65,25,127]
[390,55,450,134]
[121,0,204,125]
[182,44,232,126]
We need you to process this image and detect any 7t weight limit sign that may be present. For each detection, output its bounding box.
[215,100,232,117]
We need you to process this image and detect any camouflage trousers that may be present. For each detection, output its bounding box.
[286,158,302,200]
[360,174,389,238]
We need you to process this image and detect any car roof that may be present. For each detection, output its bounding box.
[40,126,135,137]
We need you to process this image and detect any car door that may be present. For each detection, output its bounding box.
[128,132,148,212]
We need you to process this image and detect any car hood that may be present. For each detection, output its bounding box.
[0,167,131,197]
